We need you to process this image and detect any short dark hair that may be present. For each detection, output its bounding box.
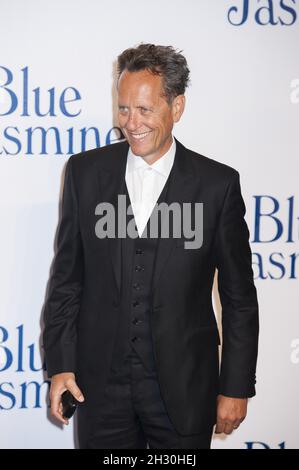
[117,43,190,103]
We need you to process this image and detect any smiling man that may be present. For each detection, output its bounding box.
[43,44,259,449]
[117,67,182,165]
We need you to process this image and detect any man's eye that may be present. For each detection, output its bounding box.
[140,107,150,113]
[119,107,128,113]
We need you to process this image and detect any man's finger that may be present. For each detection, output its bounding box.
[215,418,241,434]
[50,391,69,425]
[66,381,85,402]
[223,423,234,435]
[215,420,225,434]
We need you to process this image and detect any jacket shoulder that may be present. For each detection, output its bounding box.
[68,141,128,171]
[187,147,239,180]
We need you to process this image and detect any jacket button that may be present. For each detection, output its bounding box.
[135,265,144,272]
[135,249,143,255]
[133,300,140,307]
[131,336,140,342]
[132,318,141,325]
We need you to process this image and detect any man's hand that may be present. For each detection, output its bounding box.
[50,372,84,425]
[215,395,247,435]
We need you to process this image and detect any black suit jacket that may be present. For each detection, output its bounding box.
[43,138,259,435]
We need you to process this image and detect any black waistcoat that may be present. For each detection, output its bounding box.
[110,174,171,373]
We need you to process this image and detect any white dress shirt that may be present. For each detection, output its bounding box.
[125,137,176,237]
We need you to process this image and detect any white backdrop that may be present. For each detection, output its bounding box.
[0,0,298,449]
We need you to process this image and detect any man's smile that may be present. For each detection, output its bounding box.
[129,130,153,141]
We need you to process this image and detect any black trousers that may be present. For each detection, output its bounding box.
[78,348,214,449]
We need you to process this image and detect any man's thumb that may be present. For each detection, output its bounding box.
[68,383,85,402]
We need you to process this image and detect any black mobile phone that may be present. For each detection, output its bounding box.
[61,390,78,419]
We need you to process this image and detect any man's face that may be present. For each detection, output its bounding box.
[117,69,185,164]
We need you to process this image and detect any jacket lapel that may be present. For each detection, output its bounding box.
[96,142,128,297]
[151,138,199,294]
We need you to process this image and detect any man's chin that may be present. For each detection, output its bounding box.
[129,142,152,157]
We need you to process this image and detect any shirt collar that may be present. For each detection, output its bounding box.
[127,135,176,177]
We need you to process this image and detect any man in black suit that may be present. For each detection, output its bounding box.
[43,44,259,449]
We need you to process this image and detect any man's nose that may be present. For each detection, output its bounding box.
[125,111,140,131]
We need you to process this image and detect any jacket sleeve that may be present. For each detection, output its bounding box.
[42,156,84,378]
[215,170,259,397]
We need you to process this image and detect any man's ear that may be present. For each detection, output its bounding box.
[172,95,185,123]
